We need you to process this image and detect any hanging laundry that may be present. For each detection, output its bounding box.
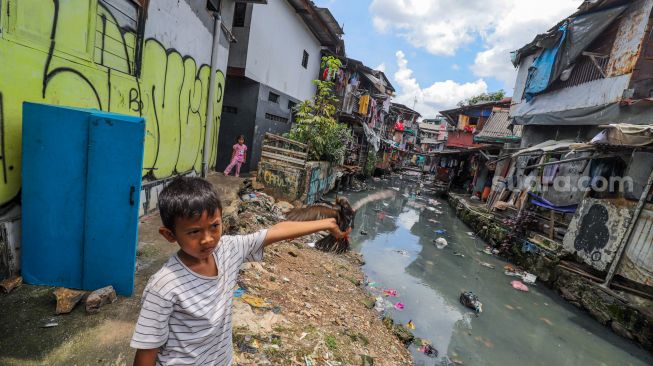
[542,158,560,185]
[358,95,370,115]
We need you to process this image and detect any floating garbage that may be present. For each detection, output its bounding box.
[391,187,400,191]
[383,202,389,207]
[511,280,529,292]
[434,237,448,249]
[435,229,446,234]
[383,289,398,297]
[482,247,493,255]
[418,344,438,358]
[478,261,495,269]
[467,231,475,236]
[393,249,409,257]
[360,230,368,235]
[406,320,415,330]
[428,219,439,224]
[452,251,465,258]
[394,302,405,310]
[459,291,483,314]
[522,272,537,284]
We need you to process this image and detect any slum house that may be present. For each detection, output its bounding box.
[506,0,653,303]
[416,116,448,174]
[0,0,239,282]
[375,103,421,173]
[322,56,395,174]
[218,0,344,175]
[438,99,512,197]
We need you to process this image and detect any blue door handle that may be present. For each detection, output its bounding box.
[129,186,135,206]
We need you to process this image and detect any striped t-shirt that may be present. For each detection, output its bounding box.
[130,230,267,365]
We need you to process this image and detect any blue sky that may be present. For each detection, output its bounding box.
[313,0,581,117]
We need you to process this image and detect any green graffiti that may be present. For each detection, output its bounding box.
[0,0,224,206]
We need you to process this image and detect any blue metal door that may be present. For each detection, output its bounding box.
[21,104,90,289]
[83,112,145,296]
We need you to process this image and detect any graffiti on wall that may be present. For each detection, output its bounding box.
[563,198,634,271]
[0,0,225,206]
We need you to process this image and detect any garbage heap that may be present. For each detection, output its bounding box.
[225,186,412,366]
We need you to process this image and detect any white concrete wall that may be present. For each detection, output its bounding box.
[246,0,321,101]
[145,0,214,65]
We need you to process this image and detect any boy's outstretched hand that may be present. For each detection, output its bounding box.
[264,218,346,246]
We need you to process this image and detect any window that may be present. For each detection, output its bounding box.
[233,3,246,27]
[265,113,289,123]
[268,92,279,103]
[302,50,309,69]
[95,0,143,75]
[288,101,297,123]
[287,101,296,111]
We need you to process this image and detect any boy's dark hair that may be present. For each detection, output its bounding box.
[158,176,222,230]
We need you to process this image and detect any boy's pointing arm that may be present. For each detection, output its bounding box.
[263,218,349,246]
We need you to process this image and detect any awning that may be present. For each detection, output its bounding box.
[590,124,653,146]
[474,109,523,143]
[512,140,578,157]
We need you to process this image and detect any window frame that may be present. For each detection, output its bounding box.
[301,50,309,69]
[268,91,280,104]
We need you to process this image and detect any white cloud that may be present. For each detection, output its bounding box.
[375,63,386,72]
[393,51,487,118]
[370,0,581,89]
[451,64,460,71]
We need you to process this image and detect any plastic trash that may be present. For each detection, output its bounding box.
[435,229,446,234]
[478,261,495,269]
[511,280,529,292]
[434,237,448,249]
[383,289,398,297]
[394,302,405,310]
[360,230,368,235]
[453,251,465,257]
[418,344,438,358]
[241,294,270,308]
[406,320,415,330]
[459,291,483,313]
[233,288,246,298]
[522,272,537,284]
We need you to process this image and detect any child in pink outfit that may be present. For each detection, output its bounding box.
[224,135,247,177]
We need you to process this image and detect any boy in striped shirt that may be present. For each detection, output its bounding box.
[131,177,348,366]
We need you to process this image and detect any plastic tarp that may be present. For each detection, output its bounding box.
[512,140,577,157]
[360,121,381,152]
[553,5,627,83]
[523,5,627,102]
[524,24,568,102]
[591,124,653,146]
[528,192,578,213]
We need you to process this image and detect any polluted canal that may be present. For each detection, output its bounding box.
[336,178,653,366]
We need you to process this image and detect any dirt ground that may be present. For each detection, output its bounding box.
[0,174,412,366]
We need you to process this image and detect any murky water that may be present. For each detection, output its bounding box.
[339,178,653,366]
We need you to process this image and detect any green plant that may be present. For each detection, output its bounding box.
[288,57,351,163]
[364,148,378,176]
[457,89,506,107]
[325,334,338,350]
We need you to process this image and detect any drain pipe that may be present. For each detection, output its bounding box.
[203,11,223,177]
[601,161,653,288]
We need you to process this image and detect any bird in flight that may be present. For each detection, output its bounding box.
[285,190,395,253]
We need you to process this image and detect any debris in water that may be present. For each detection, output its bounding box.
[540,317,553,326]
[511,280,529,292]
[477,261,495,269]
[466,231,474,236]
[383,289,398,297]
[418,344,438,358]
[435,229,446,234]
[505,304,515,310]
[428,219,439,224]
[360,230,368,235]
[391,187,400,191]
[459,291,482,314]
[394,302,405,311]
[434,237,448,249]
[453,251,465,258]
[406,320,415,329]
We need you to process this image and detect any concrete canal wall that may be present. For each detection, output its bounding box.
[448,194,653,352]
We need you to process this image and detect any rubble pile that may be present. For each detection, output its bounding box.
[227,190,412,365]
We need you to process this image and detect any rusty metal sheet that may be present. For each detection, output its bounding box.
[618,203,653,286]
[607,0,653,76]
[562,198,635,271]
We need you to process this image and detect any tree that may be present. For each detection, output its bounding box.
[457,90,506,107]
[287,56,352,163]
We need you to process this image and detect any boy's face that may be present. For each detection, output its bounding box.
[159,209,223,260]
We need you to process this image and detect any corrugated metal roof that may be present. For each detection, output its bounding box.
[475,109,522,143]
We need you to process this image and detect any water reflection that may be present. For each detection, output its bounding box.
[339,178,653,366]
